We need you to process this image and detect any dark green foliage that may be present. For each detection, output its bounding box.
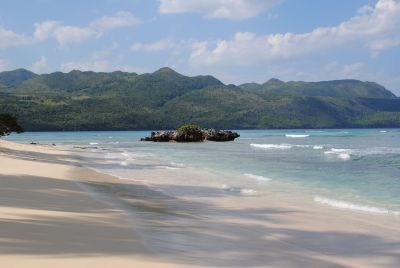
[240,79,397,99]
[177,124,201,134]
[0,69,37,88]
[0,68,399,131]
[0,113,24,136]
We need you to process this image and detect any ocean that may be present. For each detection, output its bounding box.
[7,128,400,216]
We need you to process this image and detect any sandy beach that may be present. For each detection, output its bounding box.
[1,139,399,267]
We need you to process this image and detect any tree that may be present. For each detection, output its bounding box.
[0,114,24,137]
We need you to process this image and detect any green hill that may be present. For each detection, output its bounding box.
[0,69,38,88]
[0,68,399,131]
[240,79,396,99]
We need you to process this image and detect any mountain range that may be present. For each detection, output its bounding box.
[0,67,399,131]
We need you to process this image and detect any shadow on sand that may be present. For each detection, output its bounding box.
[0,145,399,267]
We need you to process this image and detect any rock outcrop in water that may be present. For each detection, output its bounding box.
[141,126,239,142]
[202,128,240,141]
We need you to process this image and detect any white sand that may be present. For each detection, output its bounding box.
[1,139,399,267]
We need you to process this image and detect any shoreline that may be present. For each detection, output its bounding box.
[0,140,196,267]
[1,139,399,267]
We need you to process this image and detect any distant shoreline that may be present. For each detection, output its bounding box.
[9,126,400,133]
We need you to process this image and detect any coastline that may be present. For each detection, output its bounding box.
[1,139,399,267]
[0,140,195,267]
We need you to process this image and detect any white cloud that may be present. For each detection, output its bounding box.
[34,11,138,47]
[0,58,11,71]
[369,38,400,57]
[131,39,175,52]
[158,0,282,20]
[61,59,110,72]
[60,48,144,73]
[190,0,400,66]
[33,20,60,41]
[324,62,363,79]
[60,58,146,74]
[52,26,97,47]
[31,56,50,74]
[0,26,31,48]
[90,11,140,31]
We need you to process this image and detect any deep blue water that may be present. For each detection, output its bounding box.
[7,129,400,214]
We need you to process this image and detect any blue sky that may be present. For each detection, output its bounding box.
[0,0,399,93]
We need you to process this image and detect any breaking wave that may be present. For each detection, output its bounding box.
[285,134,309,138]
[314,196,400,216]
[221,184,258,196]
[250,143,293,150]
[244,173,271,182]
[324,148,352,160]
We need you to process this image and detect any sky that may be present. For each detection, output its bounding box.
[0,0,399,93]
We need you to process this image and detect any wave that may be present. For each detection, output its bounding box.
[313,145,324,150]
[250,143,293,150]
[314,196,400,216]
[170,161,185,167]
[353,147,400,157]
[250,143,318,150]
[285,134,309,138]
[244,173,271,182]
[221,184,258,195]
[324,148,352,160]
[89,142,99,145]
[104,153,125,159]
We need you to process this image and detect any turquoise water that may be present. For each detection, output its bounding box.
[7,129,400,214]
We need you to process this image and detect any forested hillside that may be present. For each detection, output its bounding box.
[0,68,399,131]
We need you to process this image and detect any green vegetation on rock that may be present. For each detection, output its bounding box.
[177,124,201,134]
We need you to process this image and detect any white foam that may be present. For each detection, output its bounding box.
[89,142,99,145]
[314,196,400,216]
[324,148,352,160]
[313,145,324,150]
[285,134,309,138]
[353,147,400,156]
[250,143,292,150]
[104,153,125,159]
[337,153,351,160]
[120,161,128,166]
[244,173,271,182]
[241,189,258,195]
[380,130,387,133]
[330,148,350,153]
[221,185,257,195]
[170,161,185,167]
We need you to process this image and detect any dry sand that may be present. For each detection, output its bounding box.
[0,139,399,267]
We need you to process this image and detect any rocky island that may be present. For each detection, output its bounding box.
[141,124,240,142]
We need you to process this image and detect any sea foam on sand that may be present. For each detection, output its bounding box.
[314,196,400,216]
[244,173,271,182]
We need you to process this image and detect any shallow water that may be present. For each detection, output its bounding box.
[7,128,400,215]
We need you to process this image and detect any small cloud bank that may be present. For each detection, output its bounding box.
[190,0,400,65]
[34,11,139,47]
[31,56,50,74]
[0,26,32,48]
[131,38,175,52]
[158,0,282,20]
